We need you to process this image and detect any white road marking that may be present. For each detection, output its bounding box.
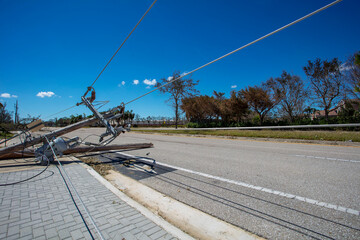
[294,155,360,163]
[116,152,360,216]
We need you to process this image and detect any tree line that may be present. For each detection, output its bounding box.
[1,52,359,130]
[157,51,360,128]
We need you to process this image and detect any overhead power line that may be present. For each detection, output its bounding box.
[43,104,78,120]
[90,0,158,88]
[42,0,157,120]
[124,0,343,106]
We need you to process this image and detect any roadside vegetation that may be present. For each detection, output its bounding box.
[1,52,359,143]
[133,129,360,142]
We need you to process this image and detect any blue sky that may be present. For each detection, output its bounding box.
[1,0,359,120]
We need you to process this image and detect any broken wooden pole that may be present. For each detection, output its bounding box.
[63,143,153,154]
[0,115,106,158]
[0,151,34,160]
[0,143,153,160]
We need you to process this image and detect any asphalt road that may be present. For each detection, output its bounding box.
[66,129,360,239]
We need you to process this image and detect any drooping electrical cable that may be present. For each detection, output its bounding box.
[44,136,105,240]
[54,163,95,240]
[124,0,343,106]
[42,1,157,121]
[43,104,78,120]
[0,129,51,186]
[0,155,50,186]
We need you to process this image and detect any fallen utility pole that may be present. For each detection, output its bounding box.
[63,143,153,154]
[0,143,153,160]
[0,113,113,158]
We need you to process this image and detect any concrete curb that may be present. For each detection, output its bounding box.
[78,161,194,240]
[105,170,262,240]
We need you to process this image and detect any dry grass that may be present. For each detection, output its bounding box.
[133,129,360,142]
[80,156,114,176]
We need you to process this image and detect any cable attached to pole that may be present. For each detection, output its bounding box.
[124,0,343,106]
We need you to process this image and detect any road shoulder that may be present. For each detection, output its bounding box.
[103,168,262,240]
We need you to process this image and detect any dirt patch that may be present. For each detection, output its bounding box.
[80,156,114,176]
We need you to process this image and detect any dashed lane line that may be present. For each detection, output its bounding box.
[116,152,360,216]
[293,155,360,163]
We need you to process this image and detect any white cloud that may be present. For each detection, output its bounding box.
[118,81,125,87]
[133,79,139,85]
[143,79,157,86]
[340,62,353,72]
[1,93,17,98]
[1,93,11,98]
[36,91,55,98]
[181,72,189,77]
[231,85,237,89]
[167,76,174,81]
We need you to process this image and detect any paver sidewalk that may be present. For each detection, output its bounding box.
[0,161,180,240]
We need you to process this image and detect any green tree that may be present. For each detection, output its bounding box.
[241,85,280,125]
[265,71,308,123]
[156,71,199,129]
[0,103,12,124]
[228,91,248,124]
[344,51,360,99]
[303,58,344,121]
[303,106,317,118]
[123,110,135,123]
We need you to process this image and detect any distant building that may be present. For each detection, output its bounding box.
[311,99,360,119]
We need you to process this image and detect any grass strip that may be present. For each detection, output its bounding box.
[133,129,360,142]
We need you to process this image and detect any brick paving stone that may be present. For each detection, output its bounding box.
[18,235,33,240]
[6,233,20,240]
[20,211,30,220]
[70,229,84,240]
[19,225,32,238]
[31,212,42,221]
[141,222,158,232]
[7,225,19,237]
[145,225,163,236]
[36,235,47,240]
[0,223,8,233]
[0,163,181,240]
[48,236,61,240]
[57,228,71,239]
[130,227,142,236]
[135,219,153,229]
[82,231,93,239]
[150,229,167,239]
[45,228,58,238]
[33,227,45,238]
[31,220,50,229]
[135,232,153,240]
[9,210,19,219]
[121,231,138,240]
